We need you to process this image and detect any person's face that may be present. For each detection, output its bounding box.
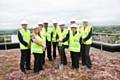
[38,26,43,31]
[38,24,43,30]
[71,27,77,33]
[21,24,27,29]
[59,25,65,29]
[70,21,76,24]
[34,28,39,34]
[44,23,48,28]
[38,24,43,27]
[53,23,57,27]
[83,21,88,27]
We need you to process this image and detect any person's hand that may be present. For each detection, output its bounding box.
[24,42,28,47]
[57,39,62,42]
[44,45,46,49]
[42,45,46,50]
[56,39,59,42]
[82,40,85,44]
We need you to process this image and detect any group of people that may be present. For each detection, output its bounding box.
[18,18,93,74]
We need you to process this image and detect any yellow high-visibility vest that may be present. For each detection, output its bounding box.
[19,29,31,50]
[58,28,68,46]
[40,28,46,51]
[81,26,92,45]
[31,34,44,54]
[52,27,58,42]
[46,27,52,41]
[69,31,80,52]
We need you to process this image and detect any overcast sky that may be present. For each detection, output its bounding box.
[0,0,120,30]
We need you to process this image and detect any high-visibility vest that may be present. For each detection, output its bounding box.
[52,27,58,42]
[19,29,31,50]
[58,28,68,46]
[40,28,46,51]
[69,31,80,52]
[46,27,52,41]
[81,26,92,45]
[31,34,44,54]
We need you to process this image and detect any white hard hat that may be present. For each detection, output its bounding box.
[52,19,58,23]
[70,24,78,28]
[43,20,48,23]
[82,19,88,22]
[32,25,38,29]
[21,20,28,24]
[38,22,43,25]
[70,18,76,22]
[58,21,65,26]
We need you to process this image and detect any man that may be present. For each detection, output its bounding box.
[43,20,53,61]
[51,19,58,60]
[57,21,68,66]
[80,19,92,69]
[31,25,45,73]
[38,22,46,65]
[18,20,31,73]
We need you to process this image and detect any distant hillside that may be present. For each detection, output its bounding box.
[0,25,120,35]
[0,29,32,35]
[93,25,120,33]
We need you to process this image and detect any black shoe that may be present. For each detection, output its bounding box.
[42,60,45,65]
[63,62,67,65]
[39,67,44,70]
[49,58,53,61]
[71,66,75,70]
[53,57,56,60]
[82,63,86,66]
[87,65,92,69]
[34,71,39,74]
[21,70,27,74]
[26,68,32,70]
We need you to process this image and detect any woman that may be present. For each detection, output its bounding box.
[59,24,81,70]
[31,25,46,73]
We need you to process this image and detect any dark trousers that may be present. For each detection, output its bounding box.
[46,40,52,61]
[81,44,92,68]
[58,45,68,65]
[52,42,57,59]
[43,51,45,65]
[20,49,31,72]
[70,51,80,69]
[33,53,43,73]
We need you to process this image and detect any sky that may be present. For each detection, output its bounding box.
[0,0,120,30]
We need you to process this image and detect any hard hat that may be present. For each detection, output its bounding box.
[82,19,88,22]
[70,24,78,28]
[43,20,48,23]
[38,22,43,25]
[58,21,65,26]
[52,19,58,23]
[21,20,28,24]
[32,25,38,29]
[70,18,76,22]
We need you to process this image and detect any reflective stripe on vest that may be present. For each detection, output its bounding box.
[19,29,31,50]
[69,31,80,52]
[81,26,92,45]
[31,34,44,54]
